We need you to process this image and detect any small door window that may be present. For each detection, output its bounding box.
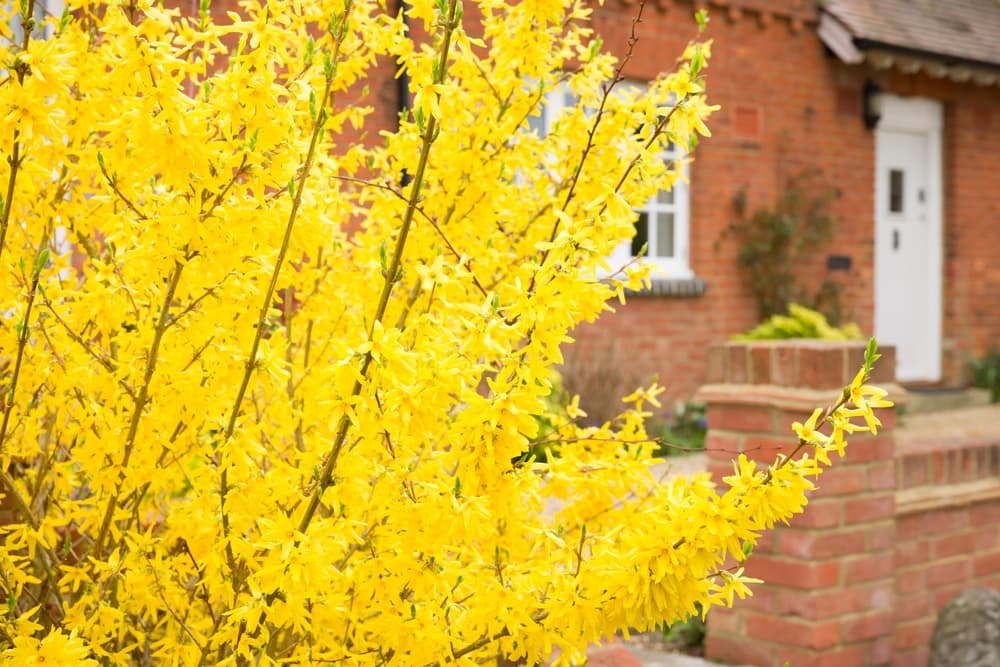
[889,169,904,213]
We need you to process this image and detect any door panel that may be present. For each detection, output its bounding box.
[874,97,942,382]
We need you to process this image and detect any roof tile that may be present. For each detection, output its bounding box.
[823,0,1000,68]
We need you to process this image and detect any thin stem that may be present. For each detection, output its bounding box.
[146,554,205,653]
[164,270,237,331]
[0,18,33,264]
[115,420,186,539]
[522,0,647,301]
[0,229,49,454]
[97,157,149,220]
[0,469,38,528]
[573,525,587,577]
[36,298,138,401]
[91,259,185,559]
[296,0,462,537]
[0,136,23,263]
[202,154,249,221]
[429,611,549,665]
[527,434,702,453]
[218,0,357,590]
[333,174,490,299]
[0,467,66,624]
[0,235,70,622]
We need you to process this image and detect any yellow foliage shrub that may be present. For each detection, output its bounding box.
[0,0,889,663]
[737,303,864,341]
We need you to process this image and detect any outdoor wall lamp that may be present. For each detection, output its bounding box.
[863,80,883,129]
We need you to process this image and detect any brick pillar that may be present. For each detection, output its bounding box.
[698,341,902,667]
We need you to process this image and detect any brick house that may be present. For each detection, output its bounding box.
[163,0,1000,412]
[556,0,1000,410]
[23,0,999,407]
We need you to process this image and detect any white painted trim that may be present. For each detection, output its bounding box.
[874,94,944,381]
[879,95,943,132]
[817,13,864,65]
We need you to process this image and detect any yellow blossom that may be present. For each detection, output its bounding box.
[0,0,890,663]
[792,407,830,446]
[848,368,895,433]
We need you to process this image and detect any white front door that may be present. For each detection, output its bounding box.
[874,95,943,382]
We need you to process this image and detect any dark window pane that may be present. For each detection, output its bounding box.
[889,169,904,213]
[656,212,675,257]
[657,188,674,205]
[631,212,649,257]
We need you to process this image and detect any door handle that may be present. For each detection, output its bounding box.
[893,229,900,250]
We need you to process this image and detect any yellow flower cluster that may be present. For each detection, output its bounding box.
[0,0,888,664]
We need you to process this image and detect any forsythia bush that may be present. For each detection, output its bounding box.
[0,0,891,664]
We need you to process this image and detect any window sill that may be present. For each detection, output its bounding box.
[624,276,707,298]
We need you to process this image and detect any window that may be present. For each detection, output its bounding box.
[888,168,904,213]
[529,81,693,280]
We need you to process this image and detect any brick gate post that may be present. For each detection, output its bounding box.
[698,340,901,667]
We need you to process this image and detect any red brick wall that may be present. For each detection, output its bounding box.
[570,0,877,406]
[700,341,898,666]
[701,340,1000,667]
[570,0,1000,404]
[890,438,1000,666]
[891,498,1000,667]
[942,82,1000,381]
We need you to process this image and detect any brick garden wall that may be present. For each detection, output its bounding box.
[891,433,1000,666]
[699,340,1000,667]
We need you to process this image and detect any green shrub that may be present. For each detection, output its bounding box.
[969,351,1000,403]
[659,602,706,651]
[719,164,841,321]
[656,400,707,457]
[737,303,862,341]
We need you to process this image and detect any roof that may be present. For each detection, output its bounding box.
[820,0,1000,85]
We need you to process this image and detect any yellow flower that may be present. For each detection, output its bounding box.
[0,0,894,662]
[566,394,587,419]
[848,368,895,433]
[792,407,830,446]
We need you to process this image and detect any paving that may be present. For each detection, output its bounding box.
[585,640,742,667]
[895,402,1000,450]
[902,387,991,415]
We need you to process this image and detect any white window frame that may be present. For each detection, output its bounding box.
[530,81,693,280]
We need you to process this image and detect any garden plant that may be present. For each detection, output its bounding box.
[0,0,892,664]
